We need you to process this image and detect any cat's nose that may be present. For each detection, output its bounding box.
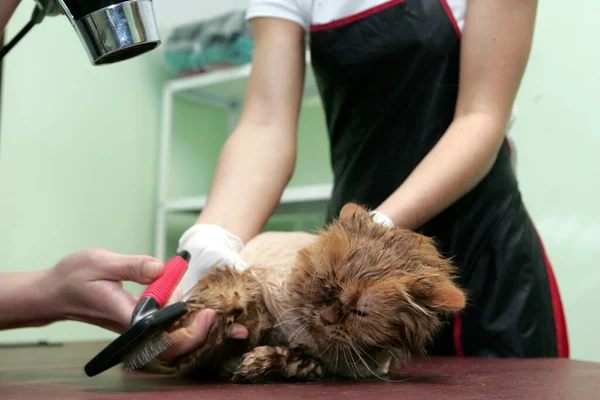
[320,305,339,325]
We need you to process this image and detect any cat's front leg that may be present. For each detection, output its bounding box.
[165,267,269,377]
[232,346,324,383]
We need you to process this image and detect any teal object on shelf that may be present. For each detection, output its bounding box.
[165,35,254,73]
[164,10,254,74]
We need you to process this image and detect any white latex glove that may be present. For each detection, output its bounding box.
[370,210,395,228]
[176,224,249,301]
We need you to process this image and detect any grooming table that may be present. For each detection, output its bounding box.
[1,341,598,399]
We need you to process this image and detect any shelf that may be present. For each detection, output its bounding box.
[164,51,320,108]
[155,48,327,260]
[163,183,332,214]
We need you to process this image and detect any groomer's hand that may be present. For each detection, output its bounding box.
[49,248,166,333]
[50,248,248,361]
[175,224,250,301]
[156,293,248,363]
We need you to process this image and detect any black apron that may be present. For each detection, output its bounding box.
[308,0,569,357]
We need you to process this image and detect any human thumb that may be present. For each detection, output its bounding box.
[103,254,164,284]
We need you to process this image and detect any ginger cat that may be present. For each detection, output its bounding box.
[160,203,466,382]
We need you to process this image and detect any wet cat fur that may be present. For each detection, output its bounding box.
[160,203,466,382]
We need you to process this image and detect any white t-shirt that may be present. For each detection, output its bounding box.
[246,0,467,32]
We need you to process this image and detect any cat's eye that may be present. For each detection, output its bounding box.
[349,309,368,317]
[316,299,334,306]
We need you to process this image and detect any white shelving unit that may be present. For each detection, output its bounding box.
[154,51,332,260]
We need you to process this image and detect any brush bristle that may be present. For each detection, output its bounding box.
[122,333,172,371]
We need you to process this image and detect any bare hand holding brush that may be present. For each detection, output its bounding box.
[0,248,248,362]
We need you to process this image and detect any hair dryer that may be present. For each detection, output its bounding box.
[0,0,161,65]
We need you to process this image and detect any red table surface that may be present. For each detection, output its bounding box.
[0,341,598,400]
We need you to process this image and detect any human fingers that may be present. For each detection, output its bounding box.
[226,323,249,339]
[95,252,163,284]
[157,309,216,362]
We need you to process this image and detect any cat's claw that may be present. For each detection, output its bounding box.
[232,346,323,383]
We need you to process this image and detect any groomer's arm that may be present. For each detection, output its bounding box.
[0,270,57,329]
[0,0,20,32]
[376,0,536,229]
[194,18,306,243]
[0,249,246,362]
[0,249,164,331]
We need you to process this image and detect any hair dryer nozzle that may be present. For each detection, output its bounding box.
[57,0,161,65]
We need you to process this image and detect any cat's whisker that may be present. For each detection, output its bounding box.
[349,343,393,382]
[334,346,340,373]
[287,322,310,344]
[348,349,364,377]
[276,312,310,330]
[354,346,377,364]
[405,296,433,317]
[349,349,360,379]
[274,318,304,334]
[317,339,334,359]
[346,348,360,367]
[274,307,308,321]
[342,349,357,379]
[274,317,301,329]
[273,308,309,328]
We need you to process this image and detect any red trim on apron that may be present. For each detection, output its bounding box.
[504,137,566,356]
[310,0,407,32]
[505,137,513,154]
[533,228,570,358]
[439,0,461,37]
[453,312,465,356]
[441,0,465,357]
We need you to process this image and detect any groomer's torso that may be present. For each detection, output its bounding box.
[306,0,467,219]
[247,0,563,359]
[247,0,519,262]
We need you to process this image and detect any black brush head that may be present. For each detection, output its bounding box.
[84,301,188,377]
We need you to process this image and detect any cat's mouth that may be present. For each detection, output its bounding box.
[318,344,387,379]
[287,317,389,380]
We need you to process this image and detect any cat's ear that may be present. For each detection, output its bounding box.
[339,203,369,221]
[407,274,466,313]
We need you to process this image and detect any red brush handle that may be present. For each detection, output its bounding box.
[140,253,189,307]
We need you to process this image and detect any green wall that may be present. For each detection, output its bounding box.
[1,1,599,364]
[0,4,330,345]
[508,1,600,362]
[167,98,332,200]
[0,5,169,343]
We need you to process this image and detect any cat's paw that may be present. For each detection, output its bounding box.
[232,346,323,383]
[232,346,288,382]
[285,355,323,381]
